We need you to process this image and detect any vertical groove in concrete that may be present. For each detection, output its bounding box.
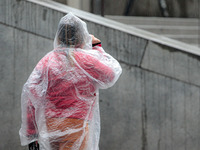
[141,70,147,150]
[139,40,149,67]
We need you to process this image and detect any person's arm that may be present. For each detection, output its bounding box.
[20,82,39,146]
[74,51,115,83]
[73,34,121,88]
[26,65,45,139]
[26,100,38,138]
[20,59,47,146]
[73,48,121,88]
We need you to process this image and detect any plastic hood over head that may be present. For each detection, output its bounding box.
[19,12,122,150]
[54,12,92,49]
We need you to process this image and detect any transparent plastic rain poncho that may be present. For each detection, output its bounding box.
[19,13,122,150]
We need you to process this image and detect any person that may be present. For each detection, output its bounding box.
[19,12,122,150]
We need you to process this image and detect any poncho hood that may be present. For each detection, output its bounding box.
[54,12,92,49]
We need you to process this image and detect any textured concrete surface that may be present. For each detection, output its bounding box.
[141,41,200,86]
[0,0,200,150]
[100,63,200,150]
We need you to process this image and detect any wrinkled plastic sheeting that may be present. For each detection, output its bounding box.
[19,13,122,150]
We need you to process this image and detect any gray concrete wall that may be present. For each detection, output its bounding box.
[0,23,52,150]
[0,0,200,150]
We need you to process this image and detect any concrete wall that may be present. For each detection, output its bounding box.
[0,0,200,150]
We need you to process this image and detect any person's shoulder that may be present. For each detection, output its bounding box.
[35,50,55,68]
[40,50,58,61]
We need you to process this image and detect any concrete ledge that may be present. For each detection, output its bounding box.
[106,15,199,26]
[148,28,199,35]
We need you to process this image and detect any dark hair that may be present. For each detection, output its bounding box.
[57,22,84,47]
